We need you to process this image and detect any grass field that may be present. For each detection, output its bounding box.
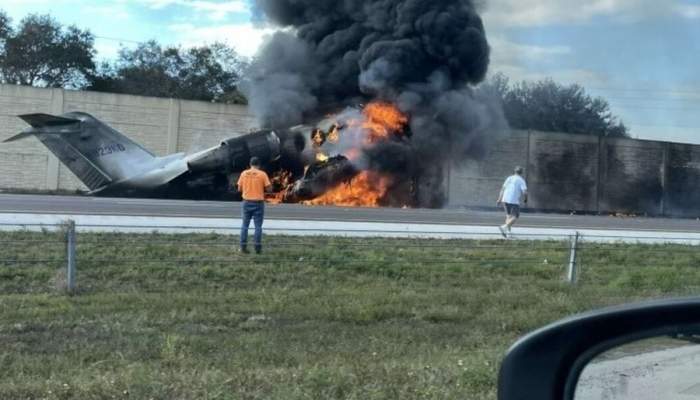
[1,230,699,399]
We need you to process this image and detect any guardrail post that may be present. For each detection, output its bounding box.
[66,220,76,292]
[567,232,579,284]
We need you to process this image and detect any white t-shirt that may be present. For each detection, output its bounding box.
[501,174,527,205]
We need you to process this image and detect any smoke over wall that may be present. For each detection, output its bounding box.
[244,0,506,207]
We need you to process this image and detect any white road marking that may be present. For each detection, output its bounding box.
[1,209,698,233]
[1,213,699,244]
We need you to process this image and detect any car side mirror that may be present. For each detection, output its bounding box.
[497,297,700,400]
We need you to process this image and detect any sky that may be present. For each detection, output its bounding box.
[1,0,699,144]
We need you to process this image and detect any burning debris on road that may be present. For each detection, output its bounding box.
[266,102,413,207]
[282,155,358,203]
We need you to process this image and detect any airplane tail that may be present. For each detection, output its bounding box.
[6,112,156,191]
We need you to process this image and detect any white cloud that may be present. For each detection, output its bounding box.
[134,0,181,9]
[134,0,250,13]
[488,37,609,87]
[84,4,131,20]
[675,4,700,19]
[488,36,579,81]
[0,0,66,4]
[490,63,608,87]
[490,36,571,64]
[134,0,248,20]
[189,1,248,14]
[168,23,277,58]
[482,0,672,27]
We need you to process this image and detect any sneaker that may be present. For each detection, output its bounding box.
[498,225,507,238]
[254,246,262,255]
[239,247,250,254]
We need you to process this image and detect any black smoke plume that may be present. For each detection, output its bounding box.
[244,0,505,207]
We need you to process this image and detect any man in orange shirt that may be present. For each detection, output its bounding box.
[237,157,272,254]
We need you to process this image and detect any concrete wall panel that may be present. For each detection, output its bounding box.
[64,90,171,156]
[448,131,529,207]
[666,143,700,217]
[0,85,53,154]
[600,138,665,215]
[0,85,55,190]
[527,131,599,211]
[178,100,258,153]
[0,153,49,190]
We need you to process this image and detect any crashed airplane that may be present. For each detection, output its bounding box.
[5,102,423,206]
[4,112,285,199]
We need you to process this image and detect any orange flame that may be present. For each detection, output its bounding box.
[316,153,330,162]
[300,102,407,207]
[361,102,408,143]
[267,102,409,207]
[327,124,340,143]
[302,171,392,207]
[266,170,294,204]
[344,148,360,162]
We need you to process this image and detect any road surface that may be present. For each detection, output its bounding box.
[1,194,699,233]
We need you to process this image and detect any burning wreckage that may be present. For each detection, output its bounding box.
[271,102,416,207]
[7,0,499,209]
[242,0,498,208]
[5,102,423,206]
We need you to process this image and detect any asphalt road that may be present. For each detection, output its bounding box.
[1,194,699,233]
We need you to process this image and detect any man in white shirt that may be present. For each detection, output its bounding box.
[496,166,528,238]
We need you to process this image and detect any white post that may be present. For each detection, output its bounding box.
[567,232,579,284]
[66,220,76,292]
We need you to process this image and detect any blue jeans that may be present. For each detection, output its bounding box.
[240,200,264,249]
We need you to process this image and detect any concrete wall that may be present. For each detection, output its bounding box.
[0,84,258,192]
[527,131,600,212]
[449,131,700,217]
[448,130,528,208]
[2,83,699,217]
[666,143,700,217]
[0,85,59,191]
[599,138,665,215]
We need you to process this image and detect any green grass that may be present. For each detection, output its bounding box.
[1,230,699,399]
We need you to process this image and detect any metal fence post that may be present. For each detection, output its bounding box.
[567,232,580,284]
[66,220,76,292]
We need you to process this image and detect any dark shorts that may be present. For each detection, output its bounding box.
[504,203,520,218]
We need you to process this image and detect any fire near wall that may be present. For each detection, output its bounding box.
[1,84,699,217]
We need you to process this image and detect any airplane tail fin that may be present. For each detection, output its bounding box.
[20,114,82,128]
[5,114,82,143]
[7,112,157,191]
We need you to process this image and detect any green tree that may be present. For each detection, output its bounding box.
[483,73,628,137]
[0,13,95,88]
[90,41,247,103]
[0,11,10,41]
